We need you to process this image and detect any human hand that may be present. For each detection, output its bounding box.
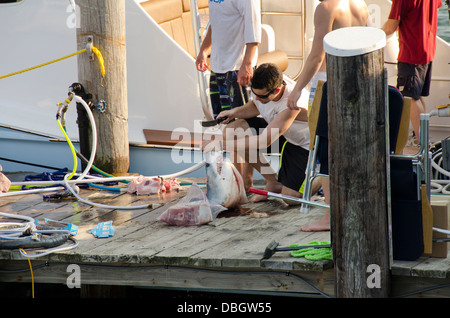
[237,63,253,87]
[216,110,233,124]
[286,89,301,110]
[195,52,209,72]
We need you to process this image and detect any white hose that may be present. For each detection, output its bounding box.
[0,186,65,197]
[0,211,78,257]
[72,94,97,181]
[430,179,450,194]
[0,212,36,240]
[431,158,450,179]
[430,153,450,194]
[0,93,206,257]
[433,227,450,235]
[18,237,79,258]
[62,161,206,210]
[5,93,206,209]
[10,161,206,188]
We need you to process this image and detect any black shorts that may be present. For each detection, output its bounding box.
[397,62,432,100]
[245,116,309,191]
[244,116,267,134]
[278,141,309,192]
[317,136,329,175]
[244,117,286,154]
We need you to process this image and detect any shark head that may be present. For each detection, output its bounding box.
[204,151,248,208]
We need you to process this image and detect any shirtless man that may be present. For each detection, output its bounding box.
[286,0,370,231]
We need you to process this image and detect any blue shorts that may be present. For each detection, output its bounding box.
[209,70,249,118]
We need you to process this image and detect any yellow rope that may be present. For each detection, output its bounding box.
[0,48,86,80]
[20,249,35,298]
[92,46,105,77]
[0,46,106,82]
[57,118,77,181]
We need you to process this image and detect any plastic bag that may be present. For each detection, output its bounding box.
[158,184,227,226]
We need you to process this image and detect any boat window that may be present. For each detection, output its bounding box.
[0,0,22,3]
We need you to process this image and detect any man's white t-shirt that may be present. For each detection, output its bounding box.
[253,76,310,150]
[209,0,261,74]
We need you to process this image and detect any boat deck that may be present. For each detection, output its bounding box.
[0,174,449,298]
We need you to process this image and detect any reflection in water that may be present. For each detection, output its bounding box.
[438,5,449,43]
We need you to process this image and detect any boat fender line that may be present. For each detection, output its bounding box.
[0,45,105,81]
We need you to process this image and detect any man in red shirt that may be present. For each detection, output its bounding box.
[382,0,443,145]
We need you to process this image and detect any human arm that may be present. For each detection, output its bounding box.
[295,107,309,122]
[246,107,299,150]
[215,100,260,126]
[237,0,261,86]
[203,107,299,153]
[286,4,331,110]
[195,26,212,72]
[237,42,258,86]
[381,19,400,36]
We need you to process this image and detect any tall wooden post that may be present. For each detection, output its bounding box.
[324,27,390,297]
[76,0,129,174]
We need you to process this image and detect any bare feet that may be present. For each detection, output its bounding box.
[300,213,330,232]
[243,175,253,193]
[250,180,282,203]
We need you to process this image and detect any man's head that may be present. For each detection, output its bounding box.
[250,63,285,103]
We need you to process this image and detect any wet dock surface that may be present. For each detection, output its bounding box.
[0,174,449,298]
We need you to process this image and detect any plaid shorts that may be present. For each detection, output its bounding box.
[209,70,248,118]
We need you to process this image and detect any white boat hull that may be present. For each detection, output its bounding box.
[0,0,448,176]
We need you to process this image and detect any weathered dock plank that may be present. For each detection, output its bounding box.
[0,177,449,298]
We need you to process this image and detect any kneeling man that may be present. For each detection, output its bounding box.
[202,63,320,203]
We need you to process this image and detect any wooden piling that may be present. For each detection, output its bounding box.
[76,0,129,174]
[324,27,390,297]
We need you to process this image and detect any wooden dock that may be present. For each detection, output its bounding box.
[0,174,449,299]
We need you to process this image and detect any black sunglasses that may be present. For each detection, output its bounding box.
[251,87,276,99]
[251,81,286,99]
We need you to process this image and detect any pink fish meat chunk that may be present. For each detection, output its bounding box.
[158,201,213,226]
[0,165,11,193]
[127,176,181,195]
[161,178,182,192]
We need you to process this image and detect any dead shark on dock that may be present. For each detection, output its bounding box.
[205,151,248,209]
